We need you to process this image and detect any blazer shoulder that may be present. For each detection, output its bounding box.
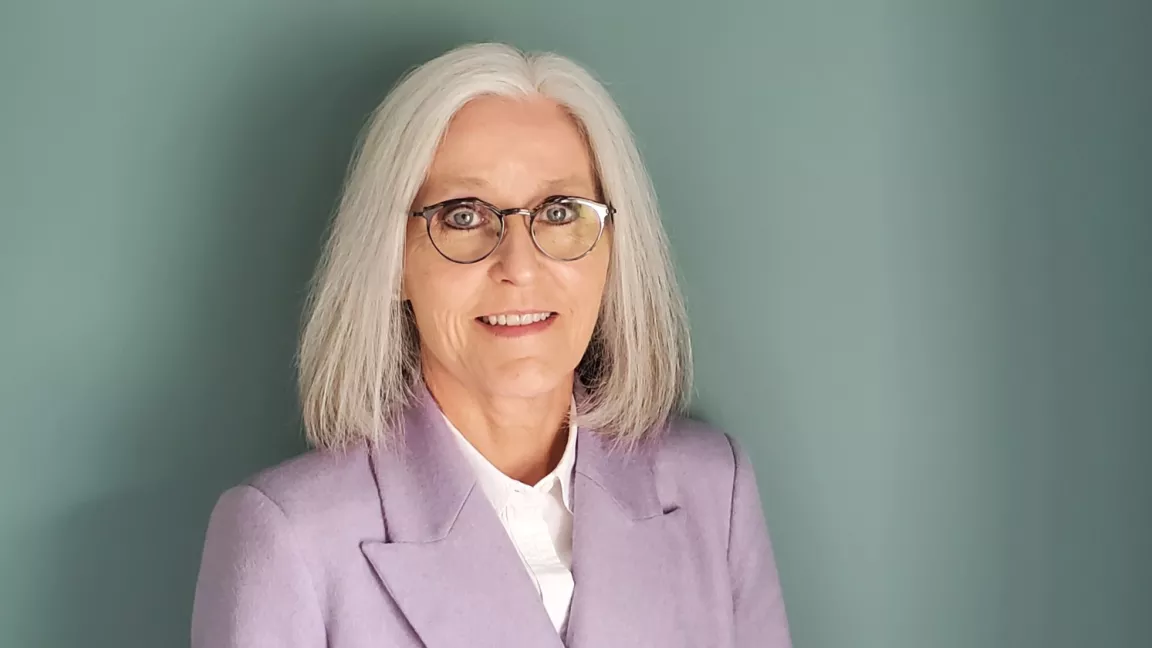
[650,416,743,514]
[657,415,739,479]
[237,443,382,537]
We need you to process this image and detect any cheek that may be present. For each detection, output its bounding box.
[561,253,611,338]
[403,244,480,347]
[407,281,475,361]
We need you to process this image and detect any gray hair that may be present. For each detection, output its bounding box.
[298,42,691,450]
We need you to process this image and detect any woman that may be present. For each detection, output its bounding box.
[191,42,791,648]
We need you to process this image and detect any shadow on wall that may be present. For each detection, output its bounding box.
[29,32,464,647]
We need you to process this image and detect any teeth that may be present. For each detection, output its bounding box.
[482,312,552,327]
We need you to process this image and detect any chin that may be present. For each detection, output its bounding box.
[480,361,573,399]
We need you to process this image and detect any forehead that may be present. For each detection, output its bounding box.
[420,95,597,201]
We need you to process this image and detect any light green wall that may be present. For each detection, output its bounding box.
[2,1,1149,646]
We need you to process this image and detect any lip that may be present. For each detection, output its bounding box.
[475,311,557,338]
[479,309,547,315]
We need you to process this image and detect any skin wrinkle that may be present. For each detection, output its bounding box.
[403,95,612,485]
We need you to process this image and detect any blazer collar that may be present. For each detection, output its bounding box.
[362,385,563,647]
[366,383,475,543]
[564,418,690,647]
[361,382,684,648]
[367,381,666,537]
[572,423,665,521]
[442,395,579,514]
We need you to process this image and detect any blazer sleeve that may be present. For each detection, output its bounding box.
[191,485,326,648]
[726,434,792,647]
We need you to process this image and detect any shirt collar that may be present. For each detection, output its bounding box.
[442,397,578,513]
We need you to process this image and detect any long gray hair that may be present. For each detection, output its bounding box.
[298,43,692,449]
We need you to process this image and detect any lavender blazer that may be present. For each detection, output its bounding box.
[191,387,792,647]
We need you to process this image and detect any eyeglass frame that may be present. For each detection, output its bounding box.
[409,194,615,264]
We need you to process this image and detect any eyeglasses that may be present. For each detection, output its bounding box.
[410,195,614,264]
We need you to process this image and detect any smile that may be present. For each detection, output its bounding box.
[477,312,555,327]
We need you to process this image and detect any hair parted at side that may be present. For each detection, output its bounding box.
[298,42,692,450]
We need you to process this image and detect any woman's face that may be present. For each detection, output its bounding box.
[404,95,611,401]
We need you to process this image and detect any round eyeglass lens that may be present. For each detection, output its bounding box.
[531,198,604,260]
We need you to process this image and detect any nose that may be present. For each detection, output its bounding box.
[489,211,541,284]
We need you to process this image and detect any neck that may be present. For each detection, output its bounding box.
[423,368,573,485]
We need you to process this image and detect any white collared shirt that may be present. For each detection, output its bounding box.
[442,399,577,634]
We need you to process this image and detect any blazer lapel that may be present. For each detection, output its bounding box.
[563,427,694,648]
[360,387,563,648]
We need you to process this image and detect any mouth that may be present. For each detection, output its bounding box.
[475,311,557,327]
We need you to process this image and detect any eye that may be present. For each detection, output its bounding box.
[541,203,578,224]
[440,205,486,230]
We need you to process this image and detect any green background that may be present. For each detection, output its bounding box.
[2,1,1149,646]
